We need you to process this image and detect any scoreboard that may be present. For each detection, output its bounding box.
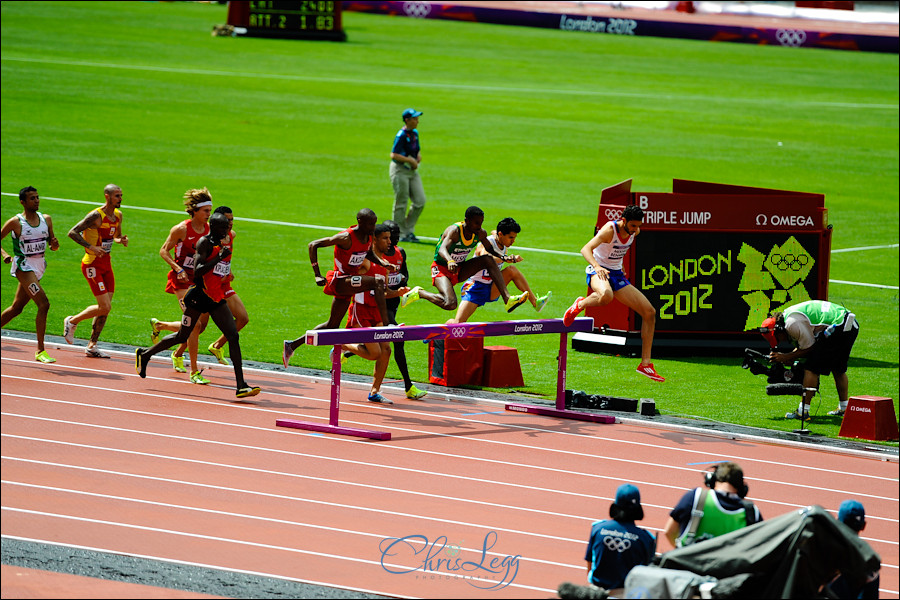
[582,179,832,349]
[226,1,346,41]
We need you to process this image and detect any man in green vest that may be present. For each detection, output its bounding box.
[661,462,762,549]
[760,300,859,420]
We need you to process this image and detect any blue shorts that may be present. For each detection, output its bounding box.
[460,279,497,307]
[585,266,631,292]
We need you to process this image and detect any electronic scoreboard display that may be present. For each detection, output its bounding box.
[227,1,346,41]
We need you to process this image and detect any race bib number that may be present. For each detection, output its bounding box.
[101,240,114,252]
[213,261,231,277]
[27,282,41,296]
[388,272,402,287]
[348,253,366,267]
[450,249,471,263]
[85,267,97,279]
[23,240,46,255]
[182,255,195,270]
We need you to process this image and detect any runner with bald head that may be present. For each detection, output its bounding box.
[282,208,399,367]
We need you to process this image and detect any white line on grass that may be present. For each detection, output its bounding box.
[2,56,897,111]
[3,192,896,284]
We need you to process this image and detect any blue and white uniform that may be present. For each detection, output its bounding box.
[585,220,634,291]
[460,234,506,307]
[9,212,50,280]
[584,518,656,590]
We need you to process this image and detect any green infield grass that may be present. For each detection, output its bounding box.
[1,1,897,442]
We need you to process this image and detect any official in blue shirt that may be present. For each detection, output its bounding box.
[584,483,657,590]
[389,108,427,243]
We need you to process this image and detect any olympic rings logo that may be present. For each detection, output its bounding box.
[403,1,432,18]
[604,208,622,221]
[603,535,632,552]
[451,327,466,338]
[769,253,809,272]
[776,29,807,47]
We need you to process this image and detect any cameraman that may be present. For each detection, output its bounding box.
[760,300,859,420]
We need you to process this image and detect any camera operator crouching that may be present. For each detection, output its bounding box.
[759,300,859,421]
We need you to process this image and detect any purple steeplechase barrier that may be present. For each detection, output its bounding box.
[276,316,614,441]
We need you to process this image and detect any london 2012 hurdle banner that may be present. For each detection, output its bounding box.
[276,317,615,441]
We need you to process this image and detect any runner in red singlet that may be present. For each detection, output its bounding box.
[281,208,398,368]
[150,188,212,383]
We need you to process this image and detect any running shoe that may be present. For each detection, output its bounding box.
[400,286,422,308]
[368,392,393,405]
[827,408,845,417]
[35,350,56,364]
[190,370,210,385]
[636,363,665,382]
[172,354,187,373]
[406,385,427,400]
[785,411,810,420]
[562,297,583,327]
[62,316,76,344]
[282,340,294,368]
[135,348,149,378]
[505,291,529,313]
[85,347,110,358]
[236,385,261,399]
[150,318,161,344]
[535,291,553,313]
[208,343,230,365]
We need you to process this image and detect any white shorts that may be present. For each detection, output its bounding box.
[10,255,46,280]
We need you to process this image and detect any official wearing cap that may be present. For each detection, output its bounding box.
[389,108,427,243]
[582,483,657,591]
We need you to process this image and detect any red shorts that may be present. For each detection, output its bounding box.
[165,269,193,294]
[222,279,235,299]
[431,261,459,286]
[323,270,361,299]
[346,302,382,328]
[81,260,115,296]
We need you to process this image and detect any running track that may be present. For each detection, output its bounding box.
[2,337,898,598]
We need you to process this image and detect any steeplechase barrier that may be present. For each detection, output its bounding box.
[275,317,615,441]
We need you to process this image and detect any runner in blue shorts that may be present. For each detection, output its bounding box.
[449,217,551,324]
[563,205,664,382]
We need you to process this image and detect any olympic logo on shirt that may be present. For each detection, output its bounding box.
[403,1,432,18]
[604,208,623,221]
[603,535,632,552]
[776,29,807,47]
[768,253,809,272]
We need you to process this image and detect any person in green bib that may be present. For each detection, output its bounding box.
[760,300,859,420]
[400,205,528,313]
[661,462,762,550]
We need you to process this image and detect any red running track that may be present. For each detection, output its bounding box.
[2,336,898,598]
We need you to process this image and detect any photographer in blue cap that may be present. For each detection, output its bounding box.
[828,500,880,599]
[558,483,656,599]
[389,108,427,243]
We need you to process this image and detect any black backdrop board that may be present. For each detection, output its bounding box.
[577,179,832,356]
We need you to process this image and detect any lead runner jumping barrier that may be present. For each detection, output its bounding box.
[275,317,615,440]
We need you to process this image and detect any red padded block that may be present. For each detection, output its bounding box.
[838,396,899,441]
[429,338,483,386]
[482,345,524,388]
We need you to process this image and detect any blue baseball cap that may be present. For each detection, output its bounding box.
[615,483,641,507]
[402,108,422,120]
[838,500,866,531]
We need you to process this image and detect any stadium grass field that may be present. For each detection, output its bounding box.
[1,1,897,441]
